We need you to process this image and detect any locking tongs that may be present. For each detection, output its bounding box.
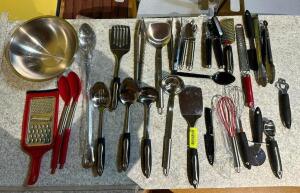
[134,19,146,85]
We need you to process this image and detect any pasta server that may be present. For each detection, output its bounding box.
[21,89,59,185]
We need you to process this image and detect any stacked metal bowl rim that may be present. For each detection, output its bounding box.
[5,16,78,81]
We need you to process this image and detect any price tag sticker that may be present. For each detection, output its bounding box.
[189,127,198,149]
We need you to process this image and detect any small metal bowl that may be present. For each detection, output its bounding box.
[5,16,78,81]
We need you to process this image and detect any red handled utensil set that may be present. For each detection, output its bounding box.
[21,71,81,185]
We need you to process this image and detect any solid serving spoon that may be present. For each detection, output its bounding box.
[119,78,139,171]
[138,87,158,178]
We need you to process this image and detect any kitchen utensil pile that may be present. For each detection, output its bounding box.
[13,12,292,187]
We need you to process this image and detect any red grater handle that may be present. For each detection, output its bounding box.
[242,74,254,108]
[27,155,42,185]
[59,127,71,169]
[50,133,62,174]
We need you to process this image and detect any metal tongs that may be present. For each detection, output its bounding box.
[134,19,146,86]
[260,20,275,84]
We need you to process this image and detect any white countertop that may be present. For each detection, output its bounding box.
[0,14,300,190]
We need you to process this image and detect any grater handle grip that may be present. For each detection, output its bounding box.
[50,133,62,174]
[27,155,42,185]
[59,128,71,169]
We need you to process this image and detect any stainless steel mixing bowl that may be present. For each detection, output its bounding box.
[5,16,78,81]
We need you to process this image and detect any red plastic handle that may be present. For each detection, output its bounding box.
[242,74,254,108]
[50,134,62,174]
[59,128,71,169]
[26,155,42,185]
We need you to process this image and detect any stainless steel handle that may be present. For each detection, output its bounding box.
[82,99,95,168]
[162,137,172,176]
[82,145,95,168]
[186,39,195,71]
[155,48,164,114]
[109,77,120,111]
[162,94,175,176]
[231,136,241,173]
[181,40,188,69]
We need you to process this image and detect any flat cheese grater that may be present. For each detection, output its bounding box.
[21,89,59,185]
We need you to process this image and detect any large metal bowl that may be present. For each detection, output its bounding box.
[5,16,78,81]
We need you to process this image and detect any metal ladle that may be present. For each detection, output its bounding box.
[119,78,139,171]
[91,82,110,176]
[161,75,185,176]
[146,22,171,114]
[79,23,97,168]
[138,87,158,178]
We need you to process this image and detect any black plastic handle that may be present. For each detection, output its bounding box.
[204,108,213,134]
[109,77,120,111]
[204,108,214,165]
[141,138,152,178]
[187,148,199,188]
[96,137,105,176]
[223,45,234,74]
[266,138,283,179]
[121,133,130,171]
[212,38,224,69]
[244,10,255,39]
[205,37,212,68]
[237,132,251,169]
[279,93,292,129]
[252,107,263,143]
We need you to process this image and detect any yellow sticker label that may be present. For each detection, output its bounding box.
[189,127,198,149]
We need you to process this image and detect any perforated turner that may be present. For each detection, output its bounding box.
[109,25,131,111]
[21,89,59,185]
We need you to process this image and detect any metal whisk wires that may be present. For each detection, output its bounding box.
[216,96,237,137]
[216,95,241,172]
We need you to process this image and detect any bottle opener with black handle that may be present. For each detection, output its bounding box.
[275,78,291,129]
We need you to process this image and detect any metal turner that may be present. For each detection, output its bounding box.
[109,25,131,111]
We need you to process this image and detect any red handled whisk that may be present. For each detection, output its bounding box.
[216,96,241,173]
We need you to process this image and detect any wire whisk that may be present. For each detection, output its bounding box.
[215,95,241,173]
